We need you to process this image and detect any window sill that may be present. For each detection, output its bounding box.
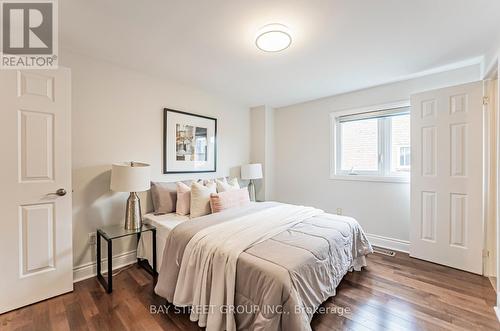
[330,174,410,183]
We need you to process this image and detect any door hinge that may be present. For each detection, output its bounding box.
[483,96,490,105]
[482,249,489,258]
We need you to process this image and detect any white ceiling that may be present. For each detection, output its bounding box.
[61,0,500,108]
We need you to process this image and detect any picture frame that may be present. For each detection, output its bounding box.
[163,108,217,174]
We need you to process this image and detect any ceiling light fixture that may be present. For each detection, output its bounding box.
[255,23,292,52]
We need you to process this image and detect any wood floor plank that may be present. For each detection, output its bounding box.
[363,263,496,319]
[334,290,442,331]
[47,296,71,331]
[0,253,498,331]
[369,257,495,302]
[336,281,472,331]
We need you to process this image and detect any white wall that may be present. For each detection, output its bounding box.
[272,64,481,246]
[250,105,274,201]
[484,47,500,78]
[61,50,250,278]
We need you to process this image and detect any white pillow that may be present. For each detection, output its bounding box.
[216,177,240,192]
[190,181,217,218]
[175,182,191,216]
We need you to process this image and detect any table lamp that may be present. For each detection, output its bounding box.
[241,163,263,201]
[110,162,151,229]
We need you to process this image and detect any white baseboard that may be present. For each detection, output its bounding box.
[73,250,137,283]
[366,233,410,253]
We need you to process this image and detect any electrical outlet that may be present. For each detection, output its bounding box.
[88,233,96,245]
[336,208,342,215]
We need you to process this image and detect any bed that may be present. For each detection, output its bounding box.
[137,212,189,271]
[140,201,372,331]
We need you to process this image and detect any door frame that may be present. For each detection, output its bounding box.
[483,74,498,279]
[482,54,500,316]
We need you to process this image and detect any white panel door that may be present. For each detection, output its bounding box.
[410,81,483,274]
[0,69,72,313]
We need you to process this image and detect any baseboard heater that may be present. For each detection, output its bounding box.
[373,246,396,257]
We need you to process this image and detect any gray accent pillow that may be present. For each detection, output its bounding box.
[151,180,193,213]
[150,182,177,213]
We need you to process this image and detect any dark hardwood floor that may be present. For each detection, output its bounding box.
[1,252,498,331]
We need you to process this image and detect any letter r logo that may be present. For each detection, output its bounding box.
[2,1,53,55]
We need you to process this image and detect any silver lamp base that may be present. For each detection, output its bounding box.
[125,192,142,230]
[248,180,256,202]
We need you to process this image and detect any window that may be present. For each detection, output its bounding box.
[340,118,379,172]
[398,147,410,167]
[331,104,410,181]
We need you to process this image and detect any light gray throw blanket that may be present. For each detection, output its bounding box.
[155,202,373,331]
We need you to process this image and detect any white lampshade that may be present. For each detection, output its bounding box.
[241,163,263,180]
[110,162,151,192]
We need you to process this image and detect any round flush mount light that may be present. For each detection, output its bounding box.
[255,23,292,52]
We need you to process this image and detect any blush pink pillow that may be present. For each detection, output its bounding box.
[176,182,191,216]
[209,187,251,213]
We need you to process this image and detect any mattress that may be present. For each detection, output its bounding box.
[137,212,189,271]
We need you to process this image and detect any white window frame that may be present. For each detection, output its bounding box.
[398,146,411,169]
[330,100,410,183]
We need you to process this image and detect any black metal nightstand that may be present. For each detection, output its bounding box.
[96,224,157,293]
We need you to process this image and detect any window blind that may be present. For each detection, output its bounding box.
[338,106,410,123]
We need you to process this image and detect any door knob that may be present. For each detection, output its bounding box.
[48,188,67,197]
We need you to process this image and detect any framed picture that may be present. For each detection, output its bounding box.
[163,108,217,173]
